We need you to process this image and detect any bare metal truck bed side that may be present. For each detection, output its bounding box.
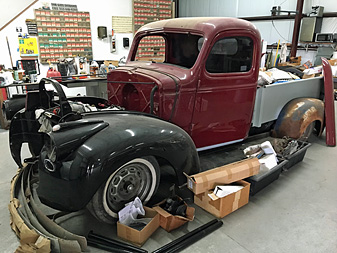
[252,77,323,127]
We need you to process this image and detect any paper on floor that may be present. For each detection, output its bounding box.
[208,185,244,200]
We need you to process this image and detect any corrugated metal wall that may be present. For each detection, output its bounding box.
[178,0,337,45]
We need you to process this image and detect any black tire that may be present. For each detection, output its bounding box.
[87,156,160,224]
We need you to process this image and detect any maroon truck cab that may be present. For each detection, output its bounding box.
[108,17,261,150]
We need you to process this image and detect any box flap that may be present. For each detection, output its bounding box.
[194,180,250,219]
[152,206,171,218]
[117,207,159,246]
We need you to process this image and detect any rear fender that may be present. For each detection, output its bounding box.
[273,98,324,139]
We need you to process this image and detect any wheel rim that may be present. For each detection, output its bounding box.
[104,159,154,215]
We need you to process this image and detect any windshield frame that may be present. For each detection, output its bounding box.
[130,30,205,69]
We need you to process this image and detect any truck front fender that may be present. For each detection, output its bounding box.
[273,98,324,139]
[37,112,200,211]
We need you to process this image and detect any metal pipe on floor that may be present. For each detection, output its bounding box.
[87,237,134,253]
[153,219,223,253]
[88,231,148,253]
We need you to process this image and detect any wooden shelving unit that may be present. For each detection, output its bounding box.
[34,9,93,64]
[133,0,173,62]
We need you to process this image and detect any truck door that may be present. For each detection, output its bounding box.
[191,32,259,150]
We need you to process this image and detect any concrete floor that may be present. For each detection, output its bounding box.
[1,118,337,252]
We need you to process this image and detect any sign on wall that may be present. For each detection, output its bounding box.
[19,37,39,56]
[112,16,133,33]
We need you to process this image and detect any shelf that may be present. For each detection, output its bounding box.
[299,41,337,45]
[40,48,92,50]
[21,54,39,57]
[36,25,90,28]
[39,36,92,38]
[35,8,93,64]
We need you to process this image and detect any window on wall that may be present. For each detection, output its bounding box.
[205,37,253,74]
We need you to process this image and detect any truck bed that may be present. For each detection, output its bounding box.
[198,133,271,171]
[252,77,324,127]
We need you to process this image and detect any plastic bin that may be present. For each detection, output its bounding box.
[280,141,311,170]
[245,159,288,196]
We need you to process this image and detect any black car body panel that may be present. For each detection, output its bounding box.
[8,78,200,212]
[37,111,199,211]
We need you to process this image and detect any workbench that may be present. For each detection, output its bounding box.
[59,77,108,99]
[2,77,108,99]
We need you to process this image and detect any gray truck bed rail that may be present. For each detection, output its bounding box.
[252,77,324,127]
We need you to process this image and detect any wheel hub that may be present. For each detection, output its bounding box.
[127,184,134,191]
[106,162,152,212]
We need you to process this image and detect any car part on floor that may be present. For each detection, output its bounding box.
[87,230,148,253]
[321,57,336,146]
[161,197,187,217]
[9,162,87,252]
[153,219,223,253]
[272,97,324,140]
[87,239,133,253]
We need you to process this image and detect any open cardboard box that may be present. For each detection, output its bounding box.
[153,197,195,232]
[185,158,259,195]
[194,180,250,218]
[117,206,159,247]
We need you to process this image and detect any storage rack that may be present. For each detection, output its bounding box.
[133,0,173,61]
[34,9,93,64]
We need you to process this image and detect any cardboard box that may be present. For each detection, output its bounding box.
[328,59,337,66]
[153,198,195,232]
[117,207,159,247]
[302,73,315,79]
[194,180,250,218]
[185,158,259,195]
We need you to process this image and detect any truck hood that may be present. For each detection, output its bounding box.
[107,62,185,120]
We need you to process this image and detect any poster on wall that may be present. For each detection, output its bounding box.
[18,37,39,56]
[112,16,133,33]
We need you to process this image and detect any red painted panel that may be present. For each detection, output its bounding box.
[321,57,336,146]
[0,88,7,100]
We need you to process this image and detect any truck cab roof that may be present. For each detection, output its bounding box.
[137,17,260,39]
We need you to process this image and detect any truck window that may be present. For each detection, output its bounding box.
[167,34,203,68]
[133,33,203,69]
[206,37,253,74]
[135,36,166,63]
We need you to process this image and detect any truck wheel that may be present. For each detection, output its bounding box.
[87,156,160,224]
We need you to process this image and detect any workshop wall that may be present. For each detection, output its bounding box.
[0,0,35,29]
[0,0,133,96]
[179,0,337,65]
[179,0,337,42]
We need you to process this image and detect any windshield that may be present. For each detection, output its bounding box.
[133,33,204,69]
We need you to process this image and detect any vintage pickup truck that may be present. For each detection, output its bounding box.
[7,17,324,224]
